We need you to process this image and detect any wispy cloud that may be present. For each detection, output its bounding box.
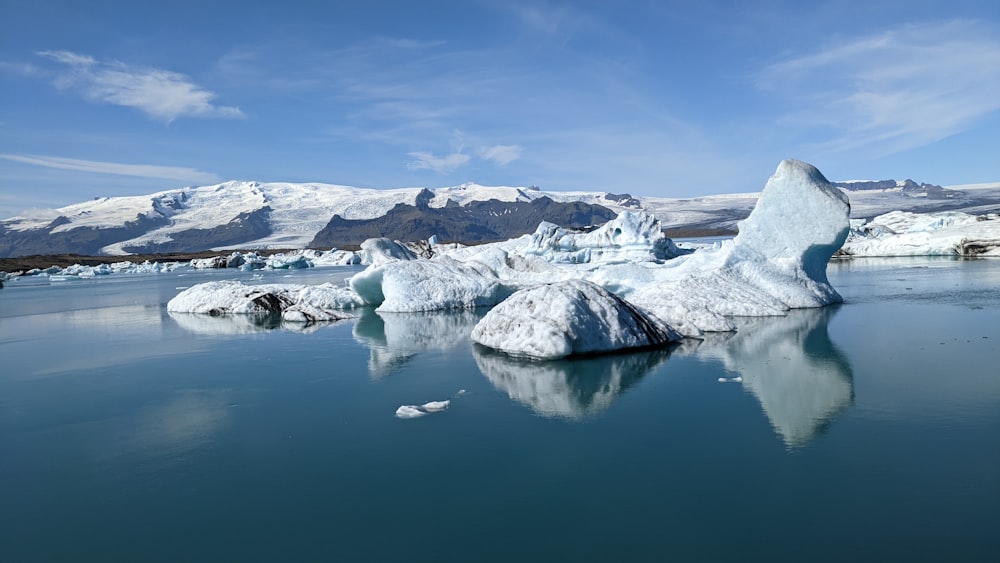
[0,154,221,184]
[406,151,471,174]
[36,50,244,123]
[478,144,523,165]
[758,20,1000,154]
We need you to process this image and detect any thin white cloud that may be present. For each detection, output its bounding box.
[0,154,221,184]
[36,50,244,123]
[406,151,471,174]
[478,144,523,165]
[758,20,1000,154]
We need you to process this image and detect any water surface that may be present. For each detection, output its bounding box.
[1,259,998,561]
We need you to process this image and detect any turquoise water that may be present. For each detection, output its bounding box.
[1,259,998,562]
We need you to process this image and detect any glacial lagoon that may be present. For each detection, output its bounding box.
[1,258,998,561]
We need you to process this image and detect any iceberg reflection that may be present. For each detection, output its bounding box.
[352,309,484,378]
[473,346,672,419]
[687,306,853,447]
[168,311,345,335]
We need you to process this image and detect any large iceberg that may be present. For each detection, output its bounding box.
[471,279,681,359]
[168,159,851,356]
[625,159,849,334]
[839,210,1000,256]
[167,280,364,322]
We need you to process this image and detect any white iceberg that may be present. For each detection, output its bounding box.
[840,210,1000,256]
[627,159,849,334]
[395,400,451,419]
[358,237,418,267]
[471,279,680,359]
[522,210,687,264]
[167,159,851,356]
[264,252,313,270]
[349,255,506,312]
[311,249,362,266]
[167,280,365,322]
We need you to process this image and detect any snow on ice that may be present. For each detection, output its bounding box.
[470,279,681,359]
[167,280,364,322]
[840,210,1000,256]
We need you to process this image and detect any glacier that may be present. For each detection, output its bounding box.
[167,159,851,360]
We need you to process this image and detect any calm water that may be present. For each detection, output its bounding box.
[1,259,998,562]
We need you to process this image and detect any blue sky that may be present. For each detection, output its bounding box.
[1,0,999,219]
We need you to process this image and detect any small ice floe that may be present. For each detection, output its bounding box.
[718,376,743,383]
[395,400,451,419]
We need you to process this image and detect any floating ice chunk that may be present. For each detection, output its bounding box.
[718,377,743,383]
[395,399,451,418]
[351,256,506,312]
[471,279,681,359]
[421,400,450,412]
[840,211,1000,256]
[190,256,230,269]
[311,249,362,266]
[395,405,426,418]
[265,252,312,269]
[360,237,418,267]
[167,280,364,322]
[523,210,687,264]
[55,263,112,278]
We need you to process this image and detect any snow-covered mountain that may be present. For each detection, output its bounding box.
[2,178,998,257]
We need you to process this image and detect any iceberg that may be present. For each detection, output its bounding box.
[167,159,851,358]
[167,280,365,322]
[311,249,362,266]
[839,210,1000,256]
[358,237,418,267]
[349,256,506,312]
[522,210,688,264]
[471,279,680,359]
[264,252,313,270]
[627,159,849,334]
[395,400,451,419]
